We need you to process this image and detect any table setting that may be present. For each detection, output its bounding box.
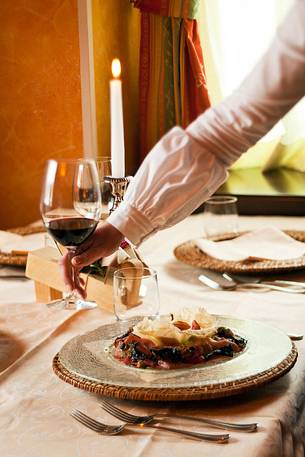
[1,148,305,456]
[1,207,305,456]
[1,62,305,457]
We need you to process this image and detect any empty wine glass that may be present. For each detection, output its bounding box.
[40,159,101,309]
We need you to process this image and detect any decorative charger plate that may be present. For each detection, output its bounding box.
[53,316,297,402]
[174,230,305,274]
[0,225,45,266]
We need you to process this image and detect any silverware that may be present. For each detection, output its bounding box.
[198,270,235,290]
[71,409,229,442]
[198,270,305,293]
[225,273,305,290]
[272,279,305,288]
[101,399,257,432]
[233,283,305,293]
[71,410,125,435]
[198,273,268,292]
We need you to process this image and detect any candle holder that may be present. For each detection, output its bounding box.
[105,176,131,214]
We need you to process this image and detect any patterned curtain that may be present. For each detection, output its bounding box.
[131,0,210,161]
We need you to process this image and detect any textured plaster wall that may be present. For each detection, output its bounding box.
[0,0,83,229]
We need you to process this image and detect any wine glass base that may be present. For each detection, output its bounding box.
[47,298,97,310]
[75,299,97,310]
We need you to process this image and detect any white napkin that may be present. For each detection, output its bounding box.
[195,226,305,262]
[0,231,46,254]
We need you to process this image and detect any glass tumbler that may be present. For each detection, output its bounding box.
[113,267,160,321]
[203,196,239,239]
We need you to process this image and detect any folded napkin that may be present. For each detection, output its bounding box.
[195,227,305,262]
[0,231,46,254]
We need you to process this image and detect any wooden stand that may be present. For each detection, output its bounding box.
[26,247,113,311]
[25,245,147,312]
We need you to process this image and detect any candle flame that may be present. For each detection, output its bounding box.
[112,58,121,79]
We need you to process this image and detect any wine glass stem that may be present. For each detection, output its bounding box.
[67,247,79,307]
[63,290,78,309]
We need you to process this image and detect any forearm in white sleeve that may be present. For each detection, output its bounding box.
[108,128,227,245]
[108,0,305,246]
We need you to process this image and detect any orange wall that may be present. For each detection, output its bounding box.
[0,0,83,229]
[92,0,140,174]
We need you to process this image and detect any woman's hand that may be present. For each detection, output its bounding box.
[60,221,124,298]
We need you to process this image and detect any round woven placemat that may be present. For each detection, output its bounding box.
[174,230,305,274]
[0,254,27,267]
[0,224,46,266]
[52,344,297,402]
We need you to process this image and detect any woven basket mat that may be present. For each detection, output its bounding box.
[52,344,297,402]
[0,223,45,266]
[174,230,305,275]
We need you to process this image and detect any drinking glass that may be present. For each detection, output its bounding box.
[203,196,239,239]
[113,267,160,321]
[96,158,113,220]
[40,159,101,309]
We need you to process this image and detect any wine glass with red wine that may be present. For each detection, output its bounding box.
[40,159,101,309]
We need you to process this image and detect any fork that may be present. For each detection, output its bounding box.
[226,273,305,289]
[198,270,305,293]
[101,399,257,432]
[71,409,230,442]
[71,410,125,435]
[223,272,305,293]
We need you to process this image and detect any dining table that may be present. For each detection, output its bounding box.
[1,214,305,457]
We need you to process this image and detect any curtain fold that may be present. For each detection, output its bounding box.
[132,0,210,161]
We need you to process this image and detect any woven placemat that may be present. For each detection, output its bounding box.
[0,224,46,266]
[174,230,305,274]
[52,344,297,402]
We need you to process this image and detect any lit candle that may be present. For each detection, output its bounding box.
[110,58,125,178]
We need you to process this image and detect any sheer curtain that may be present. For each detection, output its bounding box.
[199,0,305,171]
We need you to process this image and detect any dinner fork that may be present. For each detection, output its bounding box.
[101,399,257,432]
[71,409,230,442]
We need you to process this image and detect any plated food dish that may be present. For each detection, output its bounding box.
[54,310,297,401]
[114,308,246,369]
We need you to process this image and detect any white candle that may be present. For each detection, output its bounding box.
[110,58,125,178]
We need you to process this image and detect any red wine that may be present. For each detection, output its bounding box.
[46,217,98,247]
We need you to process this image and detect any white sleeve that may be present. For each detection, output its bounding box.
[108,0,305,246]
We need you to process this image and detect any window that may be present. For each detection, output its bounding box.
[199,0,305,172]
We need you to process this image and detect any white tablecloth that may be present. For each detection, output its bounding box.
[1,215,305,457]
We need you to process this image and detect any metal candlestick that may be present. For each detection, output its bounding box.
[105,176,131,214]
